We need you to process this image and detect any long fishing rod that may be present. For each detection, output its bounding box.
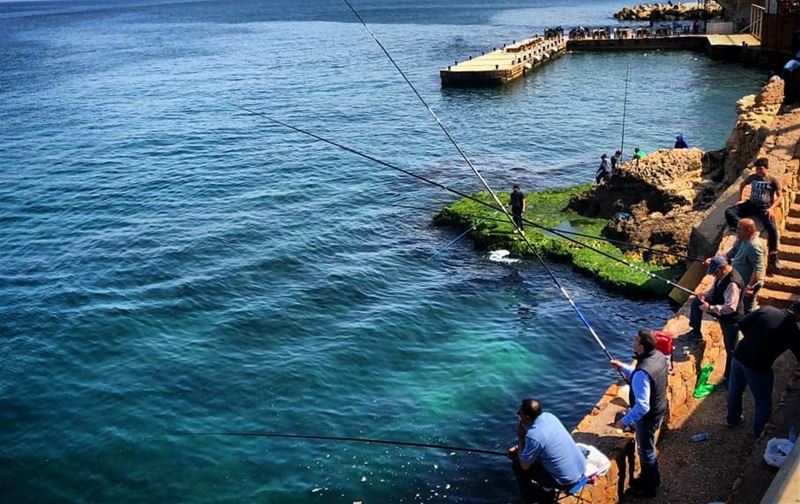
[342,3,695,298]
[170,431,505,457]
[346,0,637,368]
[218,96,695,299]
[620,63,630,154]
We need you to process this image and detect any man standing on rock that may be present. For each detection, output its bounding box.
[726,301,800,437]
[507,398,585,504]
[595,154,612,184]
[688,256,745,385]
[611,329,669,499]
[611,149,623,173]
[509,184,526,231]
[724,157,782,275]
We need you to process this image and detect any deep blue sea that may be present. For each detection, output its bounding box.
[0,0,767,502]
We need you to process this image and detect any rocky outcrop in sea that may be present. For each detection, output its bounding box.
[613,2,722,21]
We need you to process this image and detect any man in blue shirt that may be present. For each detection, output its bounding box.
[611,329,669,499]
[507,399,585,503]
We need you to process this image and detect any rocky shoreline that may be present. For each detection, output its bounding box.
[434,77,785,299]
[614,1,722,21]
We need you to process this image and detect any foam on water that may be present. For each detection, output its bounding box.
[488,249,520,264]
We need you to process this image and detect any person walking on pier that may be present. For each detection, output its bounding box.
[726,301,800,437]
[724,158,782,275]
[507,399,585,503]
[611,329,668,499]
[688,256,744,385]
[595,154,612,184]
[509,184,526,231]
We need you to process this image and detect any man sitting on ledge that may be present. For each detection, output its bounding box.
[507,399,585,504]
[724,157,782,275]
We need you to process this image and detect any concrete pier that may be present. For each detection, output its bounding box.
[441,31,760,86]
[440,35,567,86]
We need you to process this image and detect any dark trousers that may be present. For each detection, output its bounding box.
[511,457,573,503]
[727,357,774,437]
[725,201,779,253]
[635,415,663,489]
[512,210,523,230]
[689,298,740,379]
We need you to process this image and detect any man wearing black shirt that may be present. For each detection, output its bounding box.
[509,184,526,231]
[724,158,782,275]
[726,301,800,437]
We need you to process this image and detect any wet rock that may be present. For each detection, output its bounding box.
[613,1,722,21]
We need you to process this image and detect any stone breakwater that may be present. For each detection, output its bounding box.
[614,1,722,21]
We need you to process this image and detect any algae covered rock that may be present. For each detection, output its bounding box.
[434,185,682,298]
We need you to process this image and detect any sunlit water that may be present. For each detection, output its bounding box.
[0,0,766,501]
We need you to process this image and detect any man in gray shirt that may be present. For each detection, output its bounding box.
[721,218,765,314]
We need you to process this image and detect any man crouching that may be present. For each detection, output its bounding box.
[507,399,586,503]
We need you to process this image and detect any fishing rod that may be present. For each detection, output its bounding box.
[217,96,695,300]
[345,0,653,370]
[342,3,694,298]
[170,430,505,457]
[620,63,630,154]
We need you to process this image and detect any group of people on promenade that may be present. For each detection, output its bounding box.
[506,156,799,502]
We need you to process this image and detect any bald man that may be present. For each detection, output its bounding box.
[720,218,765,314]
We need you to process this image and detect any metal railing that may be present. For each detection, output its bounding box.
[750,4,765,40]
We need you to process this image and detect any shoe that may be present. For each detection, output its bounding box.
[680,329,703,341]
[767,254,781,276]
[624,485,659,499]
[726,414,744,428]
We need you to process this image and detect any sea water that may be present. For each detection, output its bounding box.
[0,0,766,501]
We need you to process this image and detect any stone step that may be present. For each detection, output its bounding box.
[782,230,800,247]
[774,260,800,279]
[787,217,800,233]
[764,275,800,293]
[757,287,799,309]
[779,244,800,262]
[791,207,800,219]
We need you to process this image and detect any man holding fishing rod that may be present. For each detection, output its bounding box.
[507,399,585,503]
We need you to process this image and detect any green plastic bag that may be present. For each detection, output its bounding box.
[693,363,715,398]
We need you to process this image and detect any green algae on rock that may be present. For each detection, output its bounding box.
[433,185,684,298]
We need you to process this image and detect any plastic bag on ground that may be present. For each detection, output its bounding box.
[763,437,796,469]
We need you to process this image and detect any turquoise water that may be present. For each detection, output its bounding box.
[0,1,766,502]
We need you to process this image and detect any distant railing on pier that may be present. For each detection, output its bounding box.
[566,21,707,41]
[750,4,765,41]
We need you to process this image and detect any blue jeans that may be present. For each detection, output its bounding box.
[727,357,774,437]
[635,415,663,489]
[689,298,740,379]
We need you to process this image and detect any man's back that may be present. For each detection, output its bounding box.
[736,307,800,371]
[521,412,585,486]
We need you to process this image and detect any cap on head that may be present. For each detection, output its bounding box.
[755,158,769,168]
[513,184,520,190]
[707,255,728,275]
[601,153,608,159]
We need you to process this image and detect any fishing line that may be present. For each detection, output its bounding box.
[345,0,644,367]
[170,431,505,457]
[620,63,630,154]
[217,96,695,300]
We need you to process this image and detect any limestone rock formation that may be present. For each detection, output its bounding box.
[569,148,725,265]
[614,1,722,21]
[723,76,785,184]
